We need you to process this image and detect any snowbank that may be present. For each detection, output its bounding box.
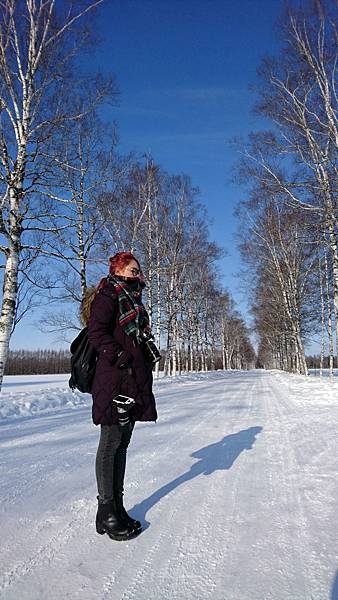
[1,368,338,422]
[0,370,230,421]
[269,369,338,406]
[0,387,91,420]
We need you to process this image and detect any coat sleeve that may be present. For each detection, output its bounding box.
[87,290,123,364]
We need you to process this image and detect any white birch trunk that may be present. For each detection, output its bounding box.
[320,281,324,376]
[154,264,162,378]
[77,177,87,298]
[0,226,20,385]
[222,332,226,370]
[324,249,334,378]
[146,181,153,328]
[0,148,25,386]
[172,318,177,377]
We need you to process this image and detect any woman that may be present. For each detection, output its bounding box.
[86,251,158,541]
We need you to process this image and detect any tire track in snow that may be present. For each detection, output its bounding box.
[257,377,304,599]
[0,379,231,598]
[104,377,257,600]
[200,377,261,600]
[0,498,95,594]
[266,375,327,599]
[99,378,243,600]
[0,429,95,508]
[254,374,326,599]
[154,378,258,600]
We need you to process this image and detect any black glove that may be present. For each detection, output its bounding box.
[116,350,133,369]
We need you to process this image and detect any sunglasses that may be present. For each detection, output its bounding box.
[127,267,140,276]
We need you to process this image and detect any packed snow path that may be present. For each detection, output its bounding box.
[0,370,337,600]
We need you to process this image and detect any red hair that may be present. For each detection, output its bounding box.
[97,251,142,289]
[109,251,140,274]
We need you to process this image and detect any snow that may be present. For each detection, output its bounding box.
[0,370,338,600]
[0,374,90,420]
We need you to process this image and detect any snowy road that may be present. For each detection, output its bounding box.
[0,370,338,600]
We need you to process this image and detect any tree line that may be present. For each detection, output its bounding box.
[5,339,255,376]
[4,349,336,377]
[5,349,70,375]
[0,1,254,384]
[236,0,337,376]
[306,355,338,372]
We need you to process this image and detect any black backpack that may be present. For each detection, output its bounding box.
[68,327,98,393]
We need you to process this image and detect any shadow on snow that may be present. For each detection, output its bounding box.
[331,570,338,600]
[130,426,263,529]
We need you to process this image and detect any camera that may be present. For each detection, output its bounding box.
[137,330,161,365]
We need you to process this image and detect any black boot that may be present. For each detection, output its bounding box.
[114,445,142,533]
[96,498,135,541]
[115,492,142,532]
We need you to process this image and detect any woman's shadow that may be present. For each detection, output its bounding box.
[331,570,338,600]
[130,426,263,529]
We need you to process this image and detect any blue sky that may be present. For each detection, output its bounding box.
[11,0,285,349]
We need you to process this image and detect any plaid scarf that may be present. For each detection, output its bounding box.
[109,275,149,338]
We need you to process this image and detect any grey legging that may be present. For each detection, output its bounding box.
[95,423,134,504]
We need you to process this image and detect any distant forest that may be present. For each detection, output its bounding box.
[4,348,239,375]
[305,356,338,371]
[3,350,337,376]
[5,350,70,375]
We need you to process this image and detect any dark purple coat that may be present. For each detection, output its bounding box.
[87,282,157,426]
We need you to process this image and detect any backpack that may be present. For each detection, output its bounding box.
[68,327,98,393]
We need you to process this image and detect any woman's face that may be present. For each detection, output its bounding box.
[115,259,140,278]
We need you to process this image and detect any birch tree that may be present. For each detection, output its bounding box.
[240,0,337,366]
[238,196,318,374]
[0,0,107,385]
[38,113,118,336]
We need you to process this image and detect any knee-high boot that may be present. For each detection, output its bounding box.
[113,446,142,532]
